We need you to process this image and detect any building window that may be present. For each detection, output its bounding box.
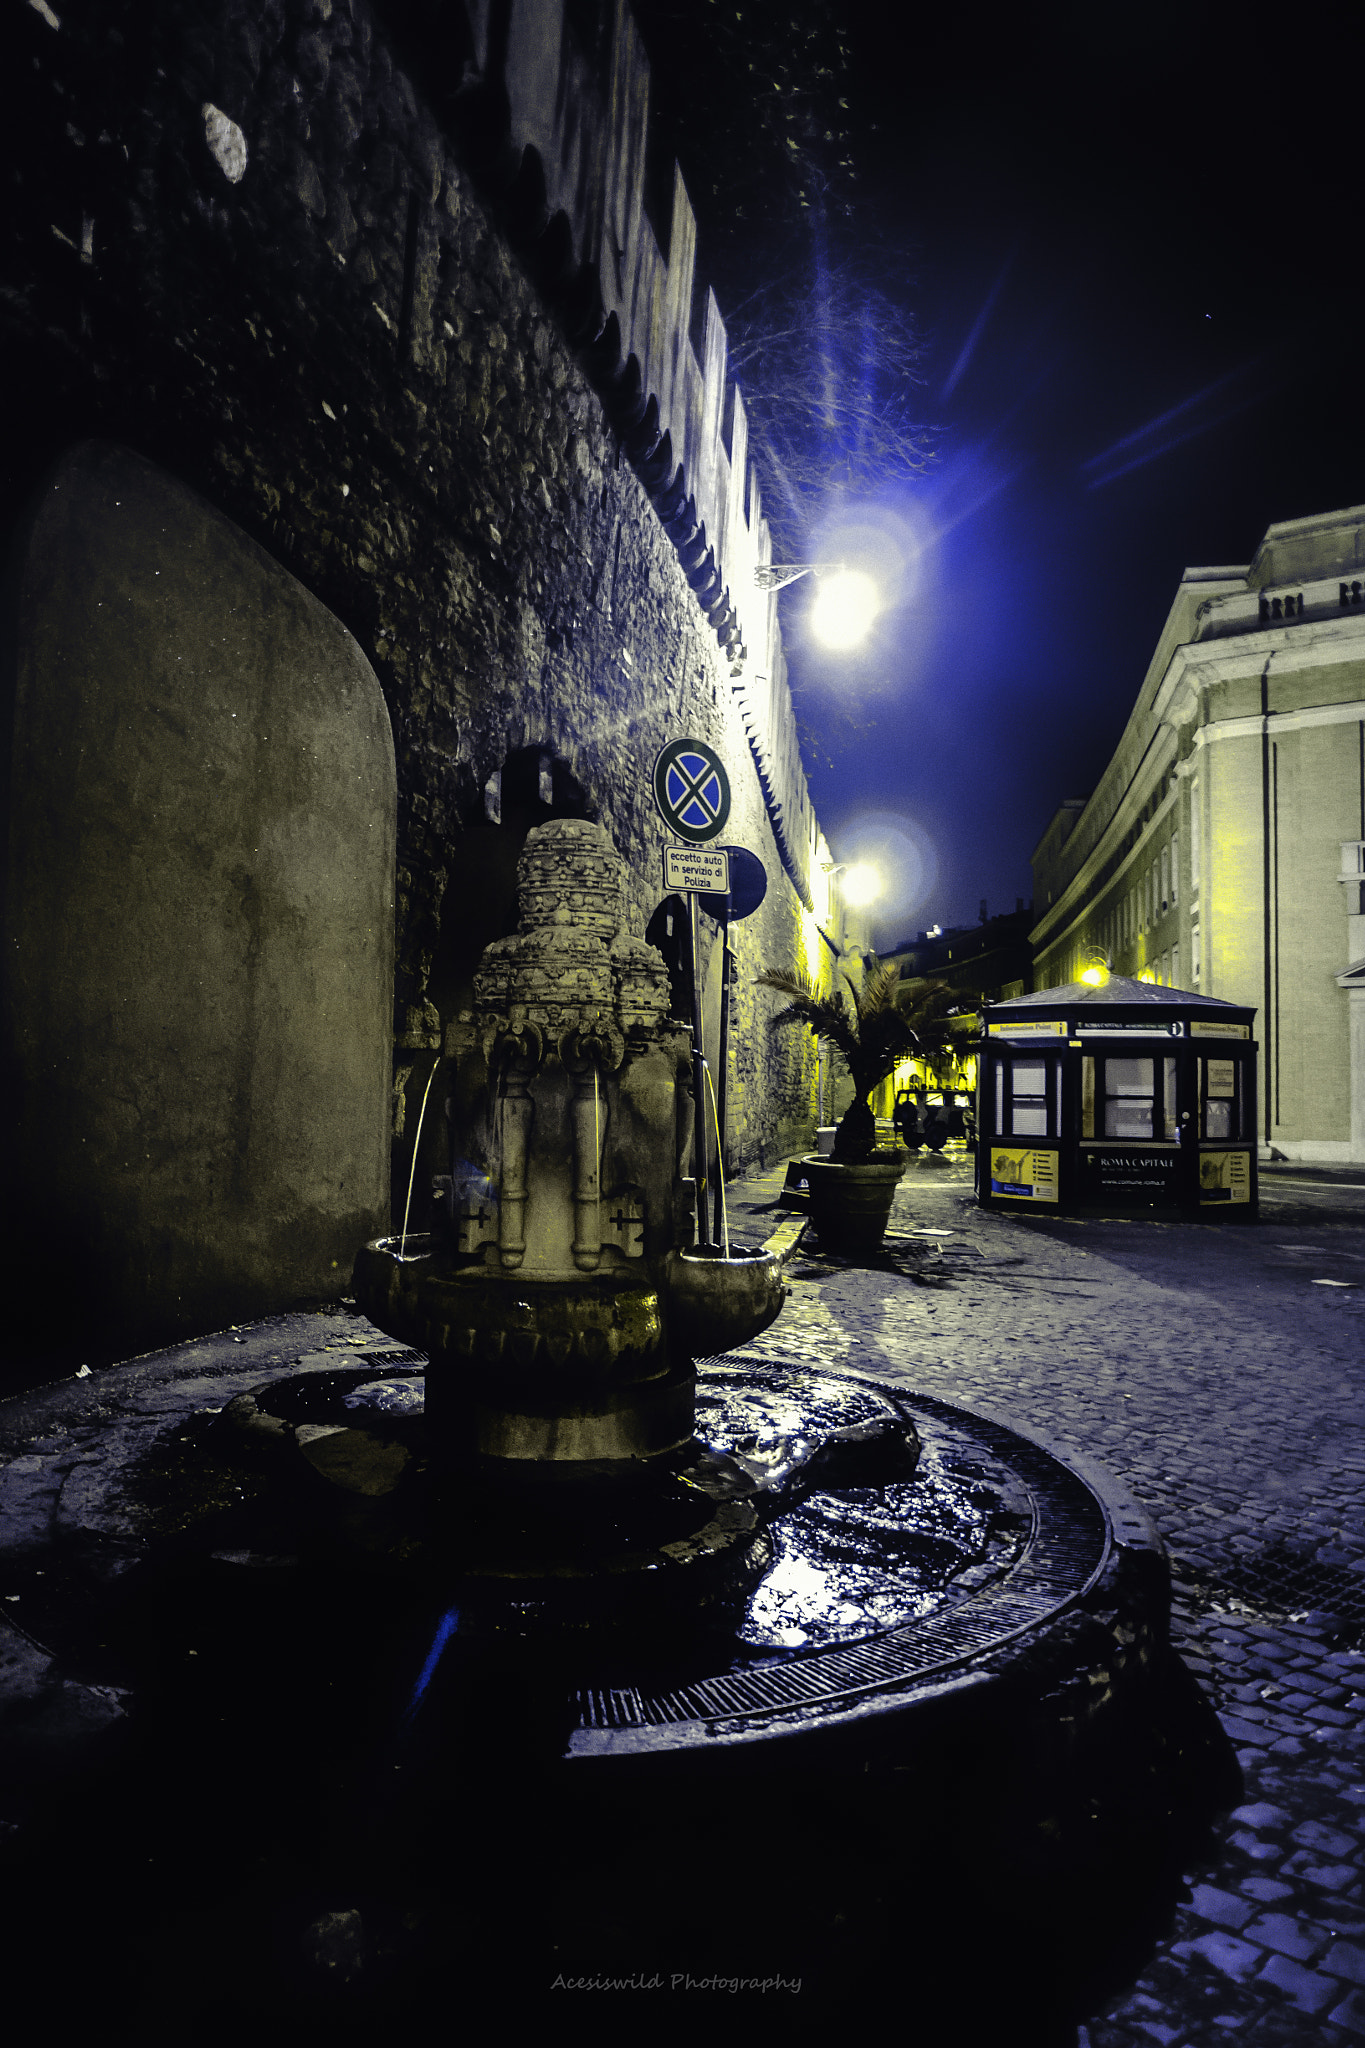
[1191,922,1201,983]
[995,1055,1060,1139]
[1161,845,1169,913]
[1011,1060,1049,1135]
[1092,1054,1178,1140]
[1171,831,1178,909]
[1171,942,1180,987]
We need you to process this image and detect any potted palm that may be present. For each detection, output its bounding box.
[757,959,952,1251]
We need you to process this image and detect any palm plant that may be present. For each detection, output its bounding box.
[756,958,952,1162]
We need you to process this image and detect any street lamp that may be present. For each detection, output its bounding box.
[811,571,879,650]
[754,561,879,650]
[822,860,881,899]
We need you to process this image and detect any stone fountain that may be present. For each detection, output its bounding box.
[329,820,1170,1753]
[354,818,784,1478]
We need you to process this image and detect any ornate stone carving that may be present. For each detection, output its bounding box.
[473,823,664,1067]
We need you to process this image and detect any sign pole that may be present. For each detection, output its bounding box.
[688,891,711,1248]
[712,899,731,1246]
[649,738,737,1254]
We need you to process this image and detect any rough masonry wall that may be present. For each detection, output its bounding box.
[2,0,823,1268]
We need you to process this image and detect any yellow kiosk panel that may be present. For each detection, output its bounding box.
[1199,1151,1251,1204]
[990,1148,1059,1201]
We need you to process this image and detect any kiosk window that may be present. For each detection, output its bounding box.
[1010,1060,1049,1136]
[994,1056,1057,1138]
[1203,1056,1239,1140]
[1104,1057,1154,1139]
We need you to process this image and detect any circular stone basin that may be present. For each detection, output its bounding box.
[111,1354,1142,1760]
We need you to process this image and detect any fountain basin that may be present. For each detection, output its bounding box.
[186,1352,1156,1732]
[0,1317,1229,2032]
[352,1234,693,1461]
[663,1244,786,1356]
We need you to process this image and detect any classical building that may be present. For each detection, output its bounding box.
[1031,505,1365,1163]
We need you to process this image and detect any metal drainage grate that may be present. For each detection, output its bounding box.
[1173,1542,1365,1646]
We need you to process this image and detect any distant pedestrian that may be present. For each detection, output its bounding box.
[894,1090,921,1149]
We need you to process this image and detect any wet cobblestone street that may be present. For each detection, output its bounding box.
[727,1158,1365,2043]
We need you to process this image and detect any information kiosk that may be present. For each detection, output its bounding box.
[977,978,1258,1219]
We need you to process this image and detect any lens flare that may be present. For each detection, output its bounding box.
[840,862,880,906]
[830,813,938,942]
[810,569,879,649]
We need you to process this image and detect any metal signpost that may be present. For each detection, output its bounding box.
[651,741,771,1246]
[652,741,731,1246]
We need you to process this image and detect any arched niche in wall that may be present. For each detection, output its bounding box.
[402,744,596,1230]
[1,443,396,1364]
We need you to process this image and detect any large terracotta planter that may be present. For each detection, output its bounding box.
[802,1151,906,1253]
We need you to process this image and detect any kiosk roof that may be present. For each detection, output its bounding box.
[985,977,1248,1015]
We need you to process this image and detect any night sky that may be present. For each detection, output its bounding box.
[651,4,1362,948]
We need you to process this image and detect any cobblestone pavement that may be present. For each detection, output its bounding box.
[725,1157,1365,2044]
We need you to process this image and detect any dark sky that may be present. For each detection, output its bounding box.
[646,3,1362,947]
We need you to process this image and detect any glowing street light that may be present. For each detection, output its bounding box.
[838,861,881,906]
[823,859,881,908]
[810,569,879,650]
[754,561,880,650]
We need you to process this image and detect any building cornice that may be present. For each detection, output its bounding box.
[1155,613,1365,728]
[1031,733,1178,953]
[1190,699,1365,749]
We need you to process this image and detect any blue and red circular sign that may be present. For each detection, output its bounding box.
[652,738,731,844]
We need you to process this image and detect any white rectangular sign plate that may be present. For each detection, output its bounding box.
[664,846,731,895]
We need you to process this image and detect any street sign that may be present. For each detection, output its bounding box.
[699,844,767,922]
[664,845,731,895]
[652,738,731,844]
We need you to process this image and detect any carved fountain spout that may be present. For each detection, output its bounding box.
[354,819,785,1470]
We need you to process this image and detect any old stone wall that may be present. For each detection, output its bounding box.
[2,0,837,1347]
